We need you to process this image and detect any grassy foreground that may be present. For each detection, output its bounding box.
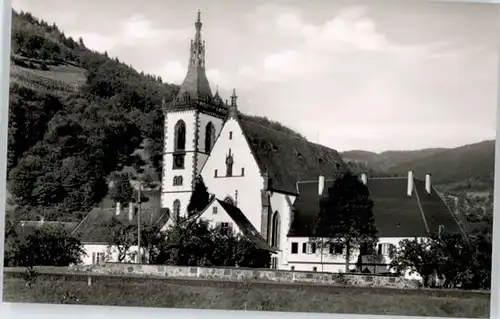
[3,275,490,318]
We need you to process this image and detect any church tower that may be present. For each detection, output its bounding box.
[161,11,227,219]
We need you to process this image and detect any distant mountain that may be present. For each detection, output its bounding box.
[341,140,495,192]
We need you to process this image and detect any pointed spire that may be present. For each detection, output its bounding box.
[175,10,213,101]
[230,88,238,107]
[228,88,238,118]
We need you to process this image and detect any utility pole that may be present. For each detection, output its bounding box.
[137,182,142,264]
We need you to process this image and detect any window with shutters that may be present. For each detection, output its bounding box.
[218,222,232,235]
[302,242,316,254]
[378,243,394,256]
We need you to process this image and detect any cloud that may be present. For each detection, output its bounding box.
[67,14,190,53]
[157,61,186,83]
[240,5,436,83]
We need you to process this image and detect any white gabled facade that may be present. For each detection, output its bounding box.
[200,114,264,232]
[198,199,243,234]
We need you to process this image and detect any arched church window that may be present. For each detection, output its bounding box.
[226,152,234,177]
[205,122,215,153]
[223,196,235,206]
[271,211,280,248]
[173,199,181,221]
[174,120,186,151]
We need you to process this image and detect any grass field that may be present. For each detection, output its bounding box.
[2,274,490,317]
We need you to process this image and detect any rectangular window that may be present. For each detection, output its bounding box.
[313,267,317,272]
[291,242,298,254]
[304,242,315,254]
[92,252,96,264]
[220,222,232,235]
[229,131,233,139]
[214,169,218,177]
[96,252,105,264]
[379,243,392,255]
[291,266,295,271]
[241,168,245,176]
[213,207,218,214]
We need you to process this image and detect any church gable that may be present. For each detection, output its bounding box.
[200,116,262,183]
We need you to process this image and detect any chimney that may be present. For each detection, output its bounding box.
[407,171,413,197]
[361,173,367,185]
[116,202,121,216]
[425,174,431,195]
[128,202,134,221]
[318,175,325,195]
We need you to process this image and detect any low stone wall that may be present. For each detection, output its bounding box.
[70,263,419,289]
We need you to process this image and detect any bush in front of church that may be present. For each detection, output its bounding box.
[156,217,271,268]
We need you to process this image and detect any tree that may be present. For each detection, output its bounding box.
[390,238,438,287]
[313,171,378,272]
[9,225,85,267]
[104,217,137,262]
[139,223,167,264]
[187,176,210,216]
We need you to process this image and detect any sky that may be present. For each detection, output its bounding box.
[11,0,500,152]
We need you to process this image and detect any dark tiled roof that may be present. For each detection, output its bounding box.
[288,177,465,238]
[239,119,347,194]
[72,207,170,244]
[217,199,276,253]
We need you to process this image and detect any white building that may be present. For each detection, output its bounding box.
[159,12,468,277]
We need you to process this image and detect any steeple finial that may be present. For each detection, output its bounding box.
[228,88,238,118]
[230,88,238,107]
[174,10,213,101]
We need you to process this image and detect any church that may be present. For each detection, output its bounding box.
[159,12,467,275]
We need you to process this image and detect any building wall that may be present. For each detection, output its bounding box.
[81,244,143,265]
[268,192,296,268]
[198,199,242,234]
[280,236,425,280]
[161,109,224,216]
[201,117,264,231]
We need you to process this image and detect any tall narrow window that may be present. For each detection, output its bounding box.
[226,152,234,177]
[205,122,215,153]
[271,211,281,248]
[229,131,233,140]
[291,242,298,254]
[173,199,181,221]
[241,168,245,176]
[174,120,186,151]
[214,169,218,177]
